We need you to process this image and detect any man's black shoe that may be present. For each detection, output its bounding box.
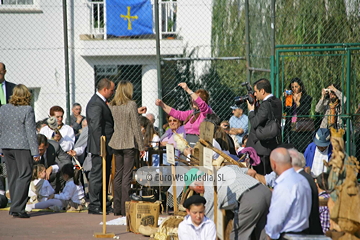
[141,195,156,202]
[88,208,109,215]
[130,193,142,201]
[130,193,156,202]
[13,212,30,218]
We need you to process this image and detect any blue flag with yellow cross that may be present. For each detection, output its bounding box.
[106,0,153,37]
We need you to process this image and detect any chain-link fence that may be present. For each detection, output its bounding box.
[1,0,360,153]
[274,46,360,156]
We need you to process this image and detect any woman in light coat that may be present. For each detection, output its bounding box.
[108,81,145,216]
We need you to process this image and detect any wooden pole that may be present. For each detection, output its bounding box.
[94,136,115,238]
[172,164,178,214]
[199,138,247,168]
[111,154,116,198]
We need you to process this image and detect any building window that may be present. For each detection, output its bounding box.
[1,0,33,4]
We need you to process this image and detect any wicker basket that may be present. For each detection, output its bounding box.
[152,216,184,240]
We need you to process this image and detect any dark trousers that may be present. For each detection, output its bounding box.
[0,176,8,208]
[231,184,272,240]
[3,149,33,213]
[88,152,112,209]
[253,155,272,175]
[113,148,136,215]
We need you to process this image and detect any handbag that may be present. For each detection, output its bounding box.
[82,153,92,172]
[255,101,281,141]
[291,117,315,132]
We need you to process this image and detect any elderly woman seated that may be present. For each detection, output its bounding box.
[158,115,186,166]
[160,115,186,147]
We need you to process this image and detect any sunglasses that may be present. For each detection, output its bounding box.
[168,119,179,123]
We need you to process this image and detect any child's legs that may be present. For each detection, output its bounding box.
[34,199,63,209]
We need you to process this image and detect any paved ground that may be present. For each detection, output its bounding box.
[0,209,150,240]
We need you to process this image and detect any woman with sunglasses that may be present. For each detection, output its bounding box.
[160,115,185,147]
[156,115,186,166]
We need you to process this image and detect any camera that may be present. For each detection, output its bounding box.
[234,82,256,105]
[324,89,331,99]
[285,90,292,95]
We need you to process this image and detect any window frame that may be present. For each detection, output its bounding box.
[0,0,42,13]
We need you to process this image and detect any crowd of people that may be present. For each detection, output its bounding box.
[0,60,353,239]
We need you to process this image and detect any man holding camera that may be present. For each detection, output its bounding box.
[40,106,75,152]
[315,84,345,129]
[246,78,282,175]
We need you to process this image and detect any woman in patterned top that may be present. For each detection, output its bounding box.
[108,81,145,216]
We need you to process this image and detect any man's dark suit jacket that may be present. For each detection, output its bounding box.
[247,95,282,156]
[4,80,16,103]
[299,169,323,235]
[34,140,72,191]
[86,94,114,156]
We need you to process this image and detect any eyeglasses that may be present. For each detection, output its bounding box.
[168,119,178,123]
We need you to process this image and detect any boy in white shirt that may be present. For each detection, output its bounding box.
[178,195,216,240]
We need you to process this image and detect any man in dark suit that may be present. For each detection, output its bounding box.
[246,78,282,174]
[35,134,72,193]
[0,62,16,106]
[86,78,115,215]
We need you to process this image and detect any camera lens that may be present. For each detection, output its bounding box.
[235,95,249,105]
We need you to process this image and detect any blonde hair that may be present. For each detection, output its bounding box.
[32,164,46,180]
[9,84,32,106]
[110,81,133,106]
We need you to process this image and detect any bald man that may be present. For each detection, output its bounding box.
[265,148,312,240]
[0,62,16,106]
[289,149,323,235]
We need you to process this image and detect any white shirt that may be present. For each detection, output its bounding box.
[151,134,160,148]
[263,94,274,101]
[54,178,84,204]
[178,215,216,240]
[40,124,75,152]
[265,168,311,239]
[96,91,106,102]
[28,179,55,203]
[311,146,329,177]
[73,145,85,156]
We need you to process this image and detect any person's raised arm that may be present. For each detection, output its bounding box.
[155,99,172,114]
[315,89,328,113]
[178,82,198,101]
[247,100,269,129]
[329,85,346,104]
[179,82,212,114]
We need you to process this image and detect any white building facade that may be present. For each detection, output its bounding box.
[0,0,212,127]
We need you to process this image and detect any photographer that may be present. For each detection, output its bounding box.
[246,78,282,175]
[40,106,75,152]
[283,77,313,153]
[315,84,345,129]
